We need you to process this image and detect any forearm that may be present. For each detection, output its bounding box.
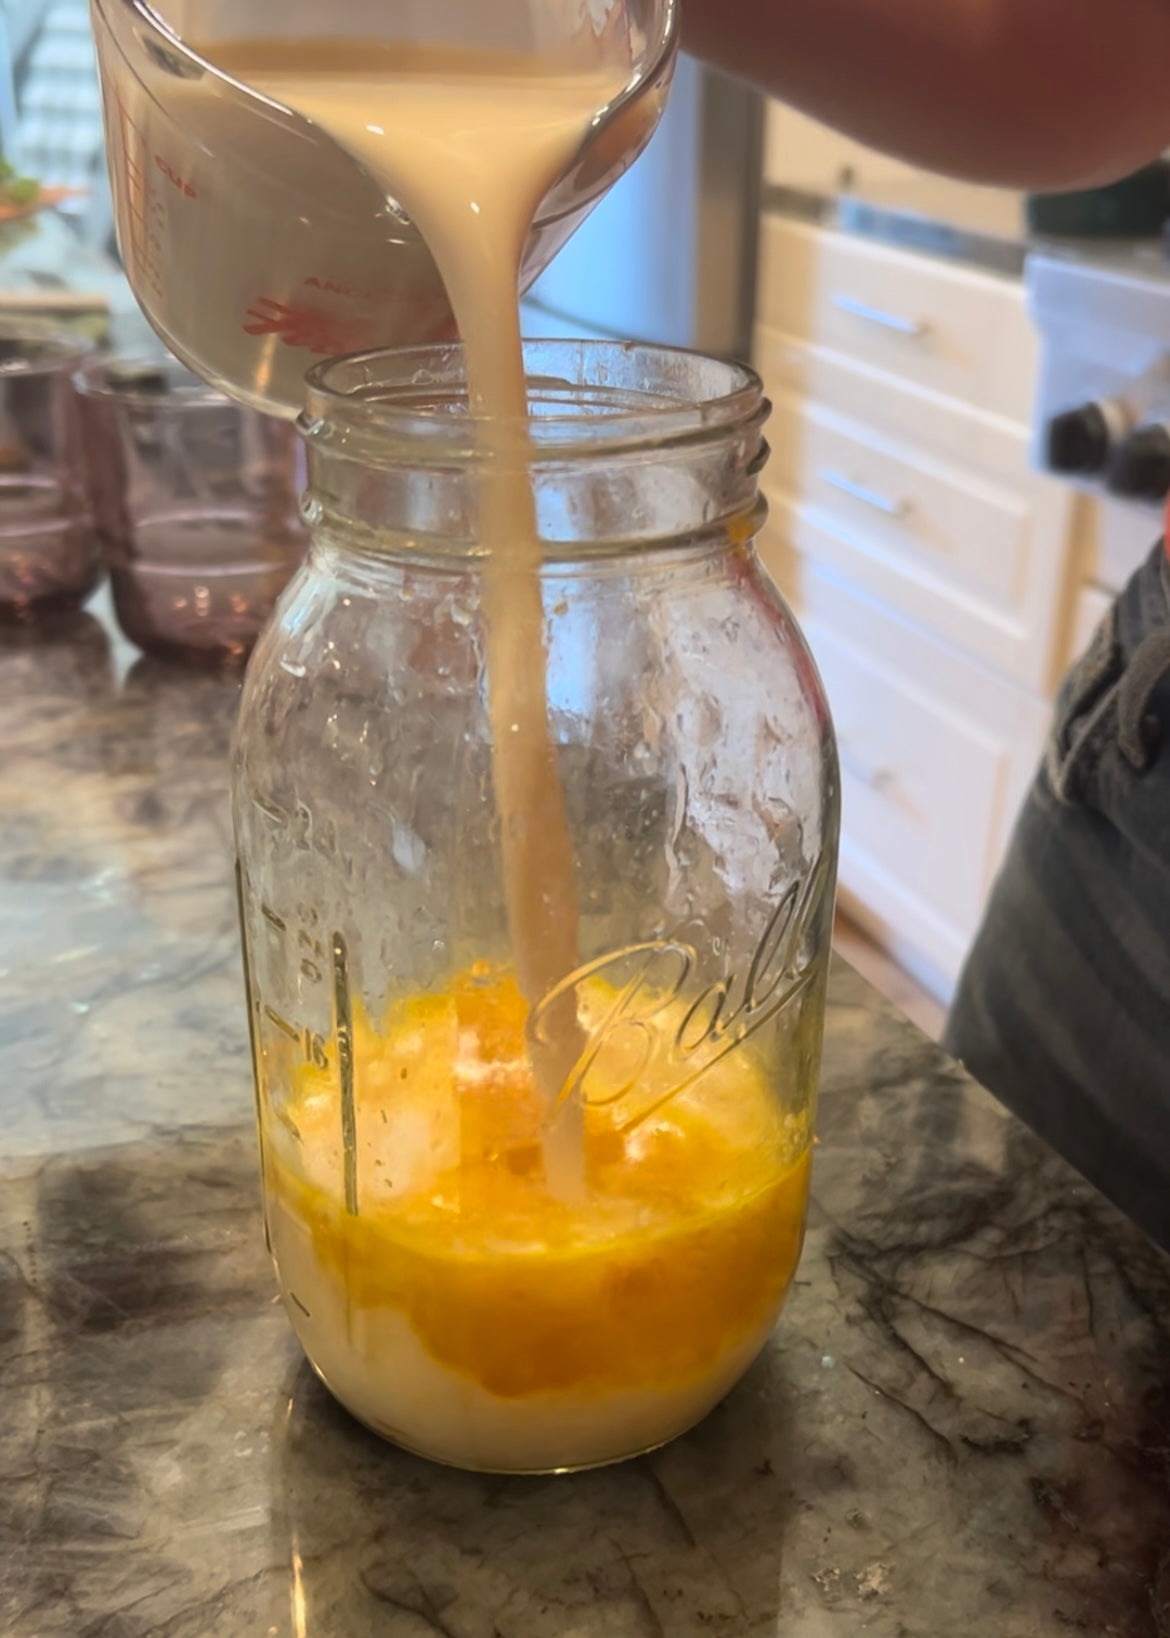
[684,0,1170,189]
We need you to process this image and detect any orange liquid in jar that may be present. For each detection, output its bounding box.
[262,966,812,1472]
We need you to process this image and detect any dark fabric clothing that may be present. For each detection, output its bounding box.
[946,542,1170,1248]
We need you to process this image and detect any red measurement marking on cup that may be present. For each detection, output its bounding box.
[302,275,439,312]
[304,275,372,300]
[154,155,196,198]
[243,296,374,356]
[112,93,164,299]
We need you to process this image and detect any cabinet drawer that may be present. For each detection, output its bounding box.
[756,216,1036,423]
[755,323,1037,482]
[760,546,1048,991]
[770,392,1033,607]
[761,394,1074,695]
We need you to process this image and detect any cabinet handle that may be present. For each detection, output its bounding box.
[832,293,928,337]
[838,742,896,794]
[819,467,909,519]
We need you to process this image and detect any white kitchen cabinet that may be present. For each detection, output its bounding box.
[763,105,920,196]
[761,384,1075,695]
[762,542,1048,999]
[757,217,1036,423]
[752,151,1074,1002]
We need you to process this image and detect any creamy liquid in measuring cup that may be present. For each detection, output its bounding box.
[209,38,814,1469]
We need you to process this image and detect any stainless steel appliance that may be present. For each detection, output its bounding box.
[1030,249,1170,511]
[522,54,762,357]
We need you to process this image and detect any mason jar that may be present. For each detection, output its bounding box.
[74,356,306,663]
[0,329,99,618]
[233,340,839,1474]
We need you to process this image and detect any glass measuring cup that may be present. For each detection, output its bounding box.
[89,0,677,417]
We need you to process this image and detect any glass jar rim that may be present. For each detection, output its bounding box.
[0,325,92,378]
[301,340,766,466]
[73,354,233,407]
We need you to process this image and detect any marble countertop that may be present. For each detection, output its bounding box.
[3,603,1170,1638]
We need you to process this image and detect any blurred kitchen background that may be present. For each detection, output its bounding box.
[7,2,1170,1040]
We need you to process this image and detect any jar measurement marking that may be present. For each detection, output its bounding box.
[251,794,291,826]
[262,1004,300,1043]
[236,860,272,1255]
[262,1003,330,1071]
[331,931,358,1217]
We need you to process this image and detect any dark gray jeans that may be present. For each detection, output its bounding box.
[946,542,1170,1249]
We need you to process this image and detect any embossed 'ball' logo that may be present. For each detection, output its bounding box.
[528,853,829,1132]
